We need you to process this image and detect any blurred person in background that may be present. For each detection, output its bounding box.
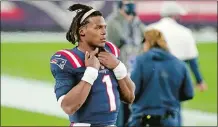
[127,29,194,127]
[106,0,145,72]
[145,2,208,125]
[50,4,135,126]
[146,1,207,91]
[106,0,145,125]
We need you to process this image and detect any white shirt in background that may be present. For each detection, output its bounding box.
[146,17,198,61]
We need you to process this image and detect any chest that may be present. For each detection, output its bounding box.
[74,67,119,92]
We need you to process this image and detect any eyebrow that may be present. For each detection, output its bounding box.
[96,24,107,27]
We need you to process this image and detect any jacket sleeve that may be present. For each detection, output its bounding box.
[179,65,194,102]
[185,57,203,84]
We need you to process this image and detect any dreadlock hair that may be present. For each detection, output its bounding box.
[66,4,103,44]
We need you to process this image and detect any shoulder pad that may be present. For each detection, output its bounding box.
[51,49,84,69]
[105,41,120,58]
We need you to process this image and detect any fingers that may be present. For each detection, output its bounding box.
[86,48,108,61]
[196,85,207,92]
[98,52,109,58]
[85,51,90,61]
[98,57,104,62]
[98,56,107,65]
[98,51,110,55]
[90,48,99,57]
[98,54,107,60]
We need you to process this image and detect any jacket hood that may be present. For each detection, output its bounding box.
[148,48,175,61]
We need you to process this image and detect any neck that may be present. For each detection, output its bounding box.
[77,41,95,53]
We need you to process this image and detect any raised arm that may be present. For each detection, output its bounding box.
[52,49,100,115]
[115,67,136,104]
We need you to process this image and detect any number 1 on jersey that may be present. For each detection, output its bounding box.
[102,75,116,112]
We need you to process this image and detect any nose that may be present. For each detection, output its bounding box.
[101,27,106,35]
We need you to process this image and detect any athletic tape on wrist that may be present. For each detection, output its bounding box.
[113,62,127,80]
[82,67,98,85]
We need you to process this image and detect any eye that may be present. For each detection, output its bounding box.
[95,26,100,29]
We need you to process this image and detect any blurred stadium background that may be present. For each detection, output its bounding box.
[1,1,217,126]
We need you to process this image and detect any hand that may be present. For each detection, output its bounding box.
[196,82,208,92]
[97,51,120,69]
[85,48,100,70]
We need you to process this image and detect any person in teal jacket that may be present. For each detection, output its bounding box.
[128,29,194,127]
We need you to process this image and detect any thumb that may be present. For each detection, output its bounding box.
[94,48,99,55]
[85,51,89,61]
[91,48,99,56]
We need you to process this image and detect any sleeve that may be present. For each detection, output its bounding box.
[50,54,77,101]
[130,57,143,96]
[185,57,203,84]
[179,65,194,102]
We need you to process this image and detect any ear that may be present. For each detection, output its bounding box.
[79,28,85,37]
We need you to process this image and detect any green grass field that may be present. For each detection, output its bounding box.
[182,43,217,112]
[1,42,217,125]
[1,107,69,126]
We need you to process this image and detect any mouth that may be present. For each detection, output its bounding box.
[100,38,106,42]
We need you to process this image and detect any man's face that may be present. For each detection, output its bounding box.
[82,16,107,48]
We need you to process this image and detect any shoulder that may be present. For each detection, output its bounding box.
[134,52,151,65]
[170,55,187,69]
[132,53,154,74]
[140,51,153,60]
[175,23,193,34]
[177,60,189,75]
[145,21,161,31]
[50,48,84,71]
[105,41,120,58]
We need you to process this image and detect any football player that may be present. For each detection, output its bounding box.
[50,4,135,127]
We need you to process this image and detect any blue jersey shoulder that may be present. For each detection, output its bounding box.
[50,48,85,72]
[50,52,70,71]
[50,48,85,100]
[105,42,120,58]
